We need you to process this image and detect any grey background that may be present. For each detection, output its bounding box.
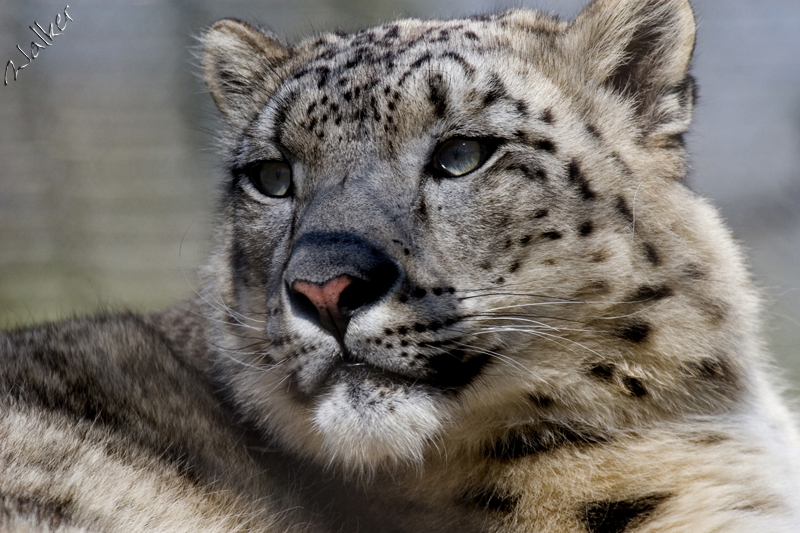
[1,1,799,390]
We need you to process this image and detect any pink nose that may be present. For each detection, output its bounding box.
[291,275,353,335]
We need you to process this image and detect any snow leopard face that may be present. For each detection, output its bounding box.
[202,1,751,471]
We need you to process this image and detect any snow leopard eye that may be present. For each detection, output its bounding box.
[248,161,293,198]
[432,138,497,177]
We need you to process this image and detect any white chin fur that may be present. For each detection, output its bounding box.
[312,379,444,471]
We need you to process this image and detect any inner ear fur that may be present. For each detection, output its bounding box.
[203,19,291,129]
[566,0,696,138]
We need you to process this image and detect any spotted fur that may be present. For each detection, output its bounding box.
[1,0,799,531]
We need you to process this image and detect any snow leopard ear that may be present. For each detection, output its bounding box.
[203,19,291,129]
[567,0,696,140]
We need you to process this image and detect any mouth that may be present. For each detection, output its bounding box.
[334,350,422,388]
[331,346,492,393]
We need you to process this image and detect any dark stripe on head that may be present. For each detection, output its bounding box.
[581,494,669,533]
[410,52,433,69]
[482,74,510,107]
[428,74,448,119]
[439,51,477,77]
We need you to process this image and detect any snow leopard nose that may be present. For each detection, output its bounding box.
[291,276,353,336]
[285,231,401,338]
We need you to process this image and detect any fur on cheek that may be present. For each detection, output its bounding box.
[312,381,445,470]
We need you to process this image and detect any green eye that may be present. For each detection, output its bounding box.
[433,138,484,177]
[249,161,293,197]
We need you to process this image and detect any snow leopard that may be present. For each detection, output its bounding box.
[1,0,799,531]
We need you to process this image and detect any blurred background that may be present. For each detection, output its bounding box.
[1,0,799,390]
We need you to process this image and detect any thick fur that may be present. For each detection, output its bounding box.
[2,0,799,531]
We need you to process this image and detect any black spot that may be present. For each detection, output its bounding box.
[428,321,442,331]
[385,25,399,39]
[466,488,518,513]
[687,356,738,390]
[684,263,705,280]
[615,196,633,223]
[494,276,505,284]
[432,287,443,296]
[413,323,427,333]
[464,30,480,41]
[412,287,427,298]
[540,109,554,124]
[643,243,660,265]
[543,231,562,240]
[528,393,552,408]
[533,139,556,153]
[447,287,456,294]
[343,91,352,101]
[514,100,529,117]
[400,340,409,347]
[586,124,600,138]
[622,376,647,397]
[384,328,393,335]
[509,262,520,273]
[618,322,650,343]
[316,66,330,88]
[568,160,596,201]
[665,132,685,149]
[307,102,318,114]
[403,248,410,256]
[695,357,728,381]
[398,326,409,335]
[488,424,608,461]
[533,209,549,219]
[520,235,531,245]
[581,494,669,533]
[579,221,594,236]
[589,364,615,381]
[399,295,408,303]
[631,285,672,302]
